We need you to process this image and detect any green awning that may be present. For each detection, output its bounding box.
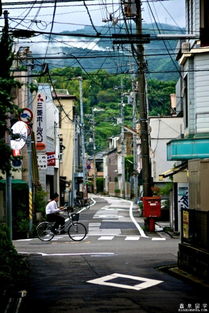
[0,179,28,184]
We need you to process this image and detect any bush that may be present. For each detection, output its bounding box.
[0,224,28,293]
[34,187,48,214]
[96,177,104,193]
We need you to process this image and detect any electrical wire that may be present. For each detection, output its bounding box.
[147,1,182,78]
[46,68,74,123]
[9,0,39,29]
[83,0,100,35]
[44,0,57,59]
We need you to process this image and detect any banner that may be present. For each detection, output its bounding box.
[34,93,46,151]
[47,152,56,166]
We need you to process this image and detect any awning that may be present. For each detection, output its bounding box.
[159,162,187,179]
[0,179,28,184]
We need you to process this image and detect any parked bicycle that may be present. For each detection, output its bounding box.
[74,198,93,211]
[36,210,87,242]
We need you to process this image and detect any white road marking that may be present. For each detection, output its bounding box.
[89,223,101,227]
[52,236,63,240]
[127,200,149,238]
[18,252,115,256]
[125,236,140,240]
[98,236,114,240]
[15,239,33,242]
[87,273,163,290]
[88,228,121,236]
[151,238,166,241]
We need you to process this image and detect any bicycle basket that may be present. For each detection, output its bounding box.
[71,213,79,222]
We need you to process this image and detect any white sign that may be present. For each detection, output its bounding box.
[87,273,163,291]
[37,154,47,169]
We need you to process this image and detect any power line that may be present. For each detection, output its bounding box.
[44,0,57,58]
[3,0,171,5]
[83,0,100,35]
[147,1,182,78]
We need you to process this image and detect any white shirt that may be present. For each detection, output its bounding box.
[46,200,60,215]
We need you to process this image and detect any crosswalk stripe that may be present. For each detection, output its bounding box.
[98,236,114,240]
[125,236,140,240]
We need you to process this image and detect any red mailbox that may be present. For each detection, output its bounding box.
[142,196,161,218]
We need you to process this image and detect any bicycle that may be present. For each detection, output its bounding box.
[36,210,87,242]
[74,198,93,212]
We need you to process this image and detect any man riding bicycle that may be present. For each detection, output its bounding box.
[45,193,65,233]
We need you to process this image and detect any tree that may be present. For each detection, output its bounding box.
[148,79,176,116]
[0,19,21,173]
[39,67,176,154]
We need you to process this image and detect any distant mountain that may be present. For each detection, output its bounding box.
[45,23,184,81]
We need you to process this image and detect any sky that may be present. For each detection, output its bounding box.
[0,0,186,58]
[1,0,185,33]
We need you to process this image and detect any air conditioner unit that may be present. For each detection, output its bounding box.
[181,41,190,53]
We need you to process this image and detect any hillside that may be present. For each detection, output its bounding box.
[39,23,181,153]
[46,23,183,81]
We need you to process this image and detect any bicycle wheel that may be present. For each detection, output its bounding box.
[36,221,54,241]
[68,222,87,241]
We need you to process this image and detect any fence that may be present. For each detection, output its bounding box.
[181,209,209,252]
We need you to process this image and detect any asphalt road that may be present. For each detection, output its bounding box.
[13,196,209,313]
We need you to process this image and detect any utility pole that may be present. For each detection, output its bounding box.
[26,49,33,233]
[3,10,13,240]
[132,86,138,199]
[135,1,152,197]
[70,115,77,206]
[120,79,126,199]
[92,109,97,194]
[78,77,87,198]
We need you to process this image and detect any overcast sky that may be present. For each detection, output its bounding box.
[1,0,185,32]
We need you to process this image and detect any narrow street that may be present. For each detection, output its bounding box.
[1,1,209,313]
[13,196,208,313]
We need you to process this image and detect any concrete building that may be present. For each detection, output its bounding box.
[33,84,60,197]
[150,116,184,223]
[87,152,104,193]
[167,0,209,279]
[103,137,119,196]
[53,89,76,205]
[150,117,184,183]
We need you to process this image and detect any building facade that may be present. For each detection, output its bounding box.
[167,0,209,279]
[53,89,76,205]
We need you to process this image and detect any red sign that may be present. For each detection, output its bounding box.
[12,149,21,157]
[36,142,46,150]
[19,108,33,124]
[47,152,56,166]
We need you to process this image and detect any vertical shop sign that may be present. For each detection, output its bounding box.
[35,94,46,150]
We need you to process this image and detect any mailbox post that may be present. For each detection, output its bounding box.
[142,196,161,232]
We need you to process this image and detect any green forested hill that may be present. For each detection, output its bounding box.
[48,23,183,81]
[39,23,182,153]
[43,67,176,154]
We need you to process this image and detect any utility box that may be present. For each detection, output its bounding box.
[188,159,209,211]
[142,196,161,217]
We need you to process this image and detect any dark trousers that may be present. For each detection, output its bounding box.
[46,213,65,231]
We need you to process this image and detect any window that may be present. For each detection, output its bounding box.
[187,0,193,33]
[200,0,209,46]
[96,161,103,172]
